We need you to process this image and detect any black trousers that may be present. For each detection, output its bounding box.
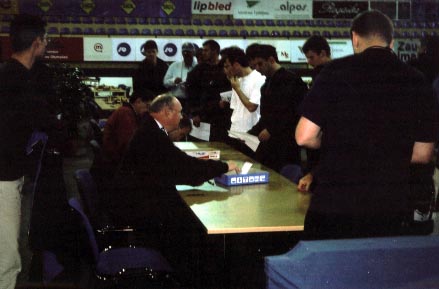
[304,210,405,240]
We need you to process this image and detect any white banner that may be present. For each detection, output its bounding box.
[291,39,354,63]
[192,0,233,15]
[233,0,311,19]
[83,37,113,61]
[272,0,312,19]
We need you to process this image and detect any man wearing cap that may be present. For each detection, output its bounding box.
[163,42,197,103]
[133,40,168,99]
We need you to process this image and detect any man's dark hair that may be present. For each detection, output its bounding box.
[220,46,249,67]
[203,39,220,54]
[248,44,279,62]
[9,14,46,53]
[350,10,394,46]
[302,35,331,57]
[143,40,158,51]
[245,43,261,60]
[149,94,175,113]
[129,90,154,104]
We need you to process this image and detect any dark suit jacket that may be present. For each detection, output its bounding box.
[109,113,228,227]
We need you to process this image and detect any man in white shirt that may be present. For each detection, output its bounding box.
[163,42,197,102]
[220,46,265,132]
[220,46,265,156]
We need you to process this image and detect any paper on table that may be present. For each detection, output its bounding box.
[174,142,198,150]
[220,90,232,102]
[228,130,260,152]
[190,120,210,141]
[241,162,253,175]
[176,181,229,192]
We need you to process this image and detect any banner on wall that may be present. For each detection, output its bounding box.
[84,37,113,61]
[290,39,354,62]
[233,0,311,19]
[18,0,191,17]
[192,0,232,15]
[0,0,19,14]
[43,37,84,61]
[313,1,368,19]
[393,38,420,63]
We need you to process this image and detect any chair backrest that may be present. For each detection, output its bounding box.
[74,169,100,227]
[265,235,439,289]
[89,118,103,145]
[280,164,303,184]
[68,198,100,263]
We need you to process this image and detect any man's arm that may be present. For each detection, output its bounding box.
[411,142,434,163]
[295,116,322,149]
[230,76,258,112]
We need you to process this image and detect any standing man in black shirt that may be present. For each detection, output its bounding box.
[247,44,307,172]
[0,14,47,289]
[296,10,438,240]
[133,40,168,99]
[186,39,231,141]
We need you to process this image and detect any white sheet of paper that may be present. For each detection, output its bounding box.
[228,130,260,152]
[176,181,228,192]
[241,162,253,175]
[190,120,210,141]
[220,90,232,102]
[174,142,198,150]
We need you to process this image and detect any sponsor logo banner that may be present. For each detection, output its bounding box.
[18,0,191,17]
[313,1,368,19]
[394,39,420,63]
[192,0,232,15]
[291,39,354,63]
[84,37,113,61]
[233,0,311,19]
[43,37,83,61]
[273,0,312,19]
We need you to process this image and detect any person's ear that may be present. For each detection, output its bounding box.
[351,32,360,52]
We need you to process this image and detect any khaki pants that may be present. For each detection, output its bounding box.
[0,177,24,289]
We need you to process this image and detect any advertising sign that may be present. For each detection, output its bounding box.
[43,37,84,62]
[112,38,136,61]
[291,39,353,63]
[233,0,272,19]
[393,38,420,63]
[192,0,233,15]
[272,0,312,20]
[83,37,113,61]
[18,0,191,17]
[313,1,368,19]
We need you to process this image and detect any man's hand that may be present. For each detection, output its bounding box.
[229,75,240,91]
[192,115,201,127]
[298,173,313,192]
[174,77,182,84]
[258,129,271,142]
[227,161,241,174]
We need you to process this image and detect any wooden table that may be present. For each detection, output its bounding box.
[94,98,123,111]
[178,142,309,235]
[175,142,310,287]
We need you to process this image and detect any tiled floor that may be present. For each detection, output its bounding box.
[16,147,439,287]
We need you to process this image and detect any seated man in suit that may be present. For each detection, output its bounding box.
[110,94,238,229]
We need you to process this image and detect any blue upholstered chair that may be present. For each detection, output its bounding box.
[68,198,176,287]
[266,236,439,289]
[279,164,303,185]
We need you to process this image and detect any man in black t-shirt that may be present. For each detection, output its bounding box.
[296,10,438,240]
[186,39,231,142]
[0,14,47,289]
[247,44,307,172]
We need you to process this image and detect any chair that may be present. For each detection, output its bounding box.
[141,28,152,35]
[95,27,106,35]
[208,29,217,37]
[265,235,439,289]
[280,164,303,184]
[164,28,173,36]
[89,118,103,145]
[68,197,176,287]
[83,27,94,35]
[129,28,140,35]
[175,29,184,36]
